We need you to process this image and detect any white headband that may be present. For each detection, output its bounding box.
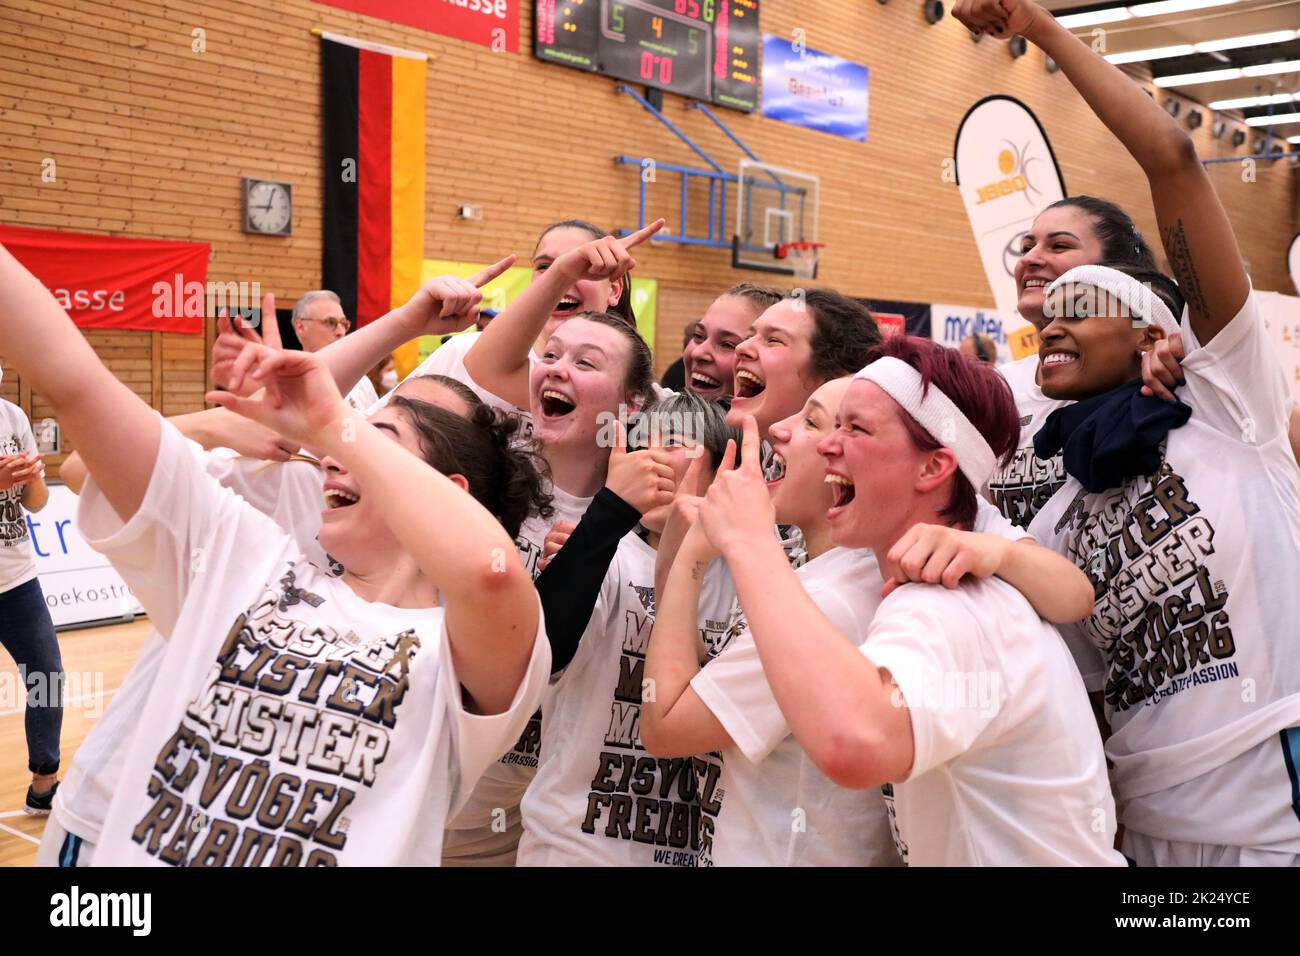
[855,357,997,489]
[1045,265,1179,335]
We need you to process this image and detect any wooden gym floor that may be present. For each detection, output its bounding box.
[0,617,151,867]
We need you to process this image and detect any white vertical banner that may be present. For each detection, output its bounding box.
[1288,232,1300,296]
[1256,291,1300,406]
[954,95,1067,345]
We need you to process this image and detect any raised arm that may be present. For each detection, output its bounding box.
[0,243,160,522]
[316,257,515,396]
[166,407,301,460]
[695,418,913,788]
[214,262,514,405]
[641,456,734,758]
[641,520,736,758]
[208,343,539,715]
[59,402,309,497]
[955,0,1250,341]
[464,219,664,408]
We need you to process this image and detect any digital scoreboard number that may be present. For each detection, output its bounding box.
[534,0,759,112]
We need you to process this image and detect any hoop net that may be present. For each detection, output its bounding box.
[775,241,824,280]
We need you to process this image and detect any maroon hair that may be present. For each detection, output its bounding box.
[864,336,1020,531]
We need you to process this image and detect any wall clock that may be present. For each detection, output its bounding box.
[242,177,292,236]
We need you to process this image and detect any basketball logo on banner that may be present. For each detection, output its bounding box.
[953,95,1067,329]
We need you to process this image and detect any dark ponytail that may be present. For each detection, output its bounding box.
[795,288,883,382]
[535,219,638,328]
[1045,196,1158,271]
[390,398,554,539]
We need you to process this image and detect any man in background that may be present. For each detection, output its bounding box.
[291,290,377,410]
[959,332,998,367]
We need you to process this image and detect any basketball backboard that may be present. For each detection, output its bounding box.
[732,159,821,278]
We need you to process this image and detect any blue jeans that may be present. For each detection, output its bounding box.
[0,577,62,775]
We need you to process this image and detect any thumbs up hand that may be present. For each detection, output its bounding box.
[604,419,676,515]
[698,415,775,558]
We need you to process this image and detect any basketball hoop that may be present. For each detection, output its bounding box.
[775,241,824,280]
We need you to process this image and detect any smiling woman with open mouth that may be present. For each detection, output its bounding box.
[725,288,881,446]
[0,243,558,866]
[683,283,782,402]
[642,356,1100,866]
[658,336,1125,866]
[959,0,1300,868]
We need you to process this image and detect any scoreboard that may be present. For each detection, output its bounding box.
[534,0,760,111]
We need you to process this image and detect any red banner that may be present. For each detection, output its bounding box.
[312,0,519,52]
[0,225,211,334]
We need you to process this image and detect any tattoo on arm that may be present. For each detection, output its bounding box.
[1160,219,1207,320]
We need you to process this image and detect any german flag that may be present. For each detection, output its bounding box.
[321,33,426,336]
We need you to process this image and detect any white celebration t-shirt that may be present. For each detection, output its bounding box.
[991,355,1071,529]
[344,375,378,413]
[1029,291,1300,847]
[689,500,1025,866]
[863,578,1125,867]
[692,546,900,867]
[0,399,40,593]
[513,485,594,580]
[80,420,549,866]
[50,450,336,848]
[440,483,594,865]
[518,531,736,867]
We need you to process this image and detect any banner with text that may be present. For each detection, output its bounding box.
[931,303,1028,364]
[953,95,1065,346]
[313,0,519,51]
[762,35,869,141]
[34,484,143,629]
[0,224,210,334]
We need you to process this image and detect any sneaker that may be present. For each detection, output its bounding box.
[24,781,58,816]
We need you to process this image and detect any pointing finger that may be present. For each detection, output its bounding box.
[469,254,517,288]
[681,448,708,497]
[259,292,282,350]
[718,438,737,474]
[621,217,666,250]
